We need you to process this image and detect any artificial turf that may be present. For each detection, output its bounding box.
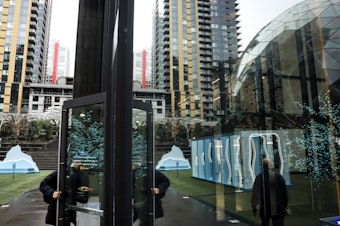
[0,170,53,205]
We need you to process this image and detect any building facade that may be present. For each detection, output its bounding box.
[44,40,71,84]
[133,82,167,120]
[133,48,153,88]
[154,0,240,124]
[0,0,51,113]
[27,77,73,114]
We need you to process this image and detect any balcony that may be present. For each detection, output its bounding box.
[26,67,33,74]
[30,14,38,22]
[27,43,35,51]
[30,21,37,29]
[26,59,34,66]
[27,51,34,59]
[29,28,36,36]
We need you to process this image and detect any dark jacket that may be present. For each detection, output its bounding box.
[39,170,84,225]
[154,170,170,218]
[251,169,288,218]
[39,170,58,225]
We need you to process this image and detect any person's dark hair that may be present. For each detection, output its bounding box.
[262,158,271,171]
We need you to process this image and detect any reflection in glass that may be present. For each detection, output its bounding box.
[132,108,153,225]
[65,104,105,225]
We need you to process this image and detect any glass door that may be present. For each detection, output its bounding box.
[57,95,154,226]
[58,93,105,226]
[132,100,154,226]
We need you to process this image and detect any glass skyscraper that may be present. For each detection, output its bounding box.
[154,0,240,123]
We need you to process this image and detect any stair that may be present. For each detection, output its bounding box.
[0,139,59,170]
[26,150,58,170]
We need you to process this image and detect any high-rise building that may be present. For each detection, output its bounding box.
[133,48,152,88]
[0,0,51,113]
[154,0,240,122]
[44,40,71,84]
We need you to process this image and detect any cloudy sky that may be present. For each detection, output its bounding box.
[50,0,79,48]
[50,0,305,73]
[238,0,304,50]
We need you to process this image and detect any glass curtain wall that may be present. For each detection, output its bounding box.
[163,0,340,225]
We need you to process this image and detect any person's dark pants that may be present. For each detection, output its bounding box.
[261,215,284,226]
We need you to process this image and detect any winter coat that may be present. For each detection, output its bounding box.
[251,169,288,218]
[39,170,84,225]
[39,170,59,225]
[154,170,170,218]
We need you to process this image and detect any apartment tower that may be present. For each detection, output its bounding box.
[0,0,51,113]
[155,0,240,123]
[133,48,153,88]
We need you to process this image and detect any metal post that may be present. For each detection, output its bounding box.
[114,0,134,225]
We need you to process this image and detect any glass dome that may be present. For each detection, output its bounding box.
[220,1,340,223]
[232,0,340,103]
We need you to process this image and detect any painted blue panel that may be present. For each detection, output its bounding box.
[242,132,265,189]
[251,136,263,178]
[197,139,205,179]
[221,136,232,185]
[212,138,222,183]
[230,135,242,188]
[191,140,199,178]
[204,138,213,181]
[191,130,292,189]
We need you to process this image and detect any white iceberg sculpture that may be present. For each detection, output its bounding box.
[156,145,191,171]
[0,145,39,174]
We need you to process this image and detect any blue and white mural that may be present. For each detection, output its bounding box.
[191,130,291,189]
[156,145,191,171]
[0,145,39,174]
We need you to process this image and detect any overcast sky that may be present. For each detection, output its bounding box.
[50,0,305,74]
[238,0,304,50]
[50,0,79,48]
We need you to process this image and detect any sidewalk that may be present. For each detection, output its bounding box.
[0,186,256,226]
[0,186,47,226]
[158,188,256,226]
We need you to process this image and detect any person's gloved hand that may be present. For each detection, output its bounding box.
[252,208,257,217]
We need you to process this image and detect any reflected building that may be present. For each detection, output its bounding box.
[229,0,340,131]
[203,0,340,223]
[154,0,241,123]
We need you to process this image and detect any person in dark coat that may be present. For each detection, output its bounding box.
[39,170,61,226]
[251,158,288,226]
[133,169,170,225]
[39,162,92,226]
[152,170,170,218]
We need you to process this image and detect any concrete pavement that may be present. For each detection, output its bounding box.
[0,186,256,226]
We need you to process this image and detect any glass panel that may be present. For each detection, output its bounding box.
[132,108,153,225]
[64,103,105,225]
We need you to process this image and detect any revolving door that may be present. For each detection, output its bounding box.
[57,93,154,226]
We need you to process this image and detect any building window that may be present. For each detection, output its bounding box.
[32,104,38,110]
[157,101,162,106]
[55,96,60,102]
[33,96,39,101]
[157,109,162,114]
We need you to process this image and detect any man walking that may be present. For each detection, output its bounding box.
[251,158,288,226]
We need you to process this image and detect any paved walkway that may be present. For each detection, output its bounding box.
[0,186,257,226]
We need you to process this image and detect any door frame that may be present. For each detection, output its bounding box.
[133,99,154,225]
[57,94,154,226]
[57,92,106,226]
